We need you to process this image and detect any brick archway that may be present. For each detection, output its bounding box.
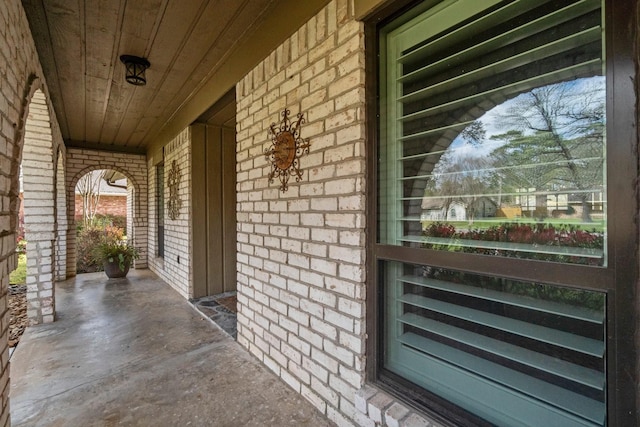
[66,149,148,274]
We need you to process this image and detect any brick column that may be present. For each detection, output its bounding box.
[22,90,57,325]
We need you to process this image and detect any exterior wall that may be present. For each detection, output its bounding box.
[1,0,64,423]
[73,194,127,220]
[235,1,369,425]
[147,128,192,299]
[66,148,148,271]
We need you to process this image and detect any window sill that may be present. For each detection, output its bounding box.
[355,384,444,427]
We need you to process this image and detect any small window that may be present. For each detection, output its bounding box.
[156,163,165,258]
[371,0,635,425]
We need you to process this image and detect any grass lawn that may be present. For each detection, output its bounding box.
[10,253,26,285]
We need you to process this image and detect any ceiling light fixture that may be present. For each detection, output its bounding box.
[119,55,150,86]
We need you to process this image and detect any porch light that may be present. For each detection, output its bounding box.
[119,55,150,86]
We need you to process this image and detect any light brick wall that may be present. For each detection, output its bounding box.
[127,183,134,238]
[147,128,192,299]
[55,151,68,282]
[1,0,65,423]
[235,1,368,425]
[66,148,148,270]
[22,89,64,325]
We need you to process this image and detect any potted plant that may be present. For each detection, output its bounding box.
[94,239,140,278]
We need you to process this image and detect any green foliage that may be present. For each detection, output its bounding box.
[15,238,26,255]
[93,236,140,273]
[76,225,125,273]
[93,214,127,232]
[460,120,486,145]
[76,215,127,234]
[10,253,26,285]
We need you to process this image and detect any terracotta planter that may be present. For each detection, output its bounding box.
[103,259,131,278]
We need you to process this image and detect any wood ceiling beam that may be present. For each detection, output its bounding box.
[66,139,147,155]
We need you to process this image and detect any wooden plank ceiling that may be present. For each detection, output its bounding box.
[21,0,300,154]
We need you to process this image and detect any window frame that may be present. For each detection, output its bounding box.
[364,0,638,425]
[156,162,165,258]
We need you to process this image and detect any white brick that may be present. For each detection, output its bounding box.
[311,228,338,243]
[310,287,337,306]
[368,392,395,423]
[311,347,339,373]
[235,3,367,425]
[401,414,432,427]
[310,258,337,275]
[355,385,378,414]
[323,339,354,366]
[324,308,354,332]
[311,316,337,340]
[326,213,356,228]
[385,403,411,427]
[301,385,328,414]
[311,377,340,407]
[300,299,324,318]
[311,197,338,211]
[329,246,363,264]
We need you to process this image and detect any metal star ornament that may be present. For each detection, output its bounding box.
[265,109,310,192]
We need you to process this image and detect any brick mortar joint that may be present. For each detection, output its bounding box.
[355,384,442,427]
[243,2,361,89]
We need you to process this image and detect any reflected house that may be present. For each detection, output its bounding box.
[421,200,467,221]
[568,191,606,219]
[470,197,497,219]
[513,187,553,218]
[422,197,497,222]
[512,187,605,219]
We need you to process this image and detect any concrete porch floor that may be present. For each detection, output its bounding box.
[10,269,333,426]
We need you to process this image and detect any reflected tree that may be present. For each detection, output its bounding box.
[426,153,495,222]
[490,80,604,222]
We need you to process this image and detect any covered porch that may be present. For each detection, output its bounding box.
[4,0,638,425]
[10,269,331,426]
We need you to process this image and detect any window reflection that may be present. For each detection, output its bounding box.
[417,78,606,265]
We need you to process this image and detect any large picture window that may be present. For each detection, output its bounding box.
[372,0,636,425]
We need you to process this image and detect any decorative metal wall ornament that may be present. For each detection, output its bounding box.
[265,109,310,192]
[167,159,182,220]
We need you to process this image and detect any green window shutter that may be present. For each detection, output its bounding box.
[378,1,607,426]
[383,261,606,427]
